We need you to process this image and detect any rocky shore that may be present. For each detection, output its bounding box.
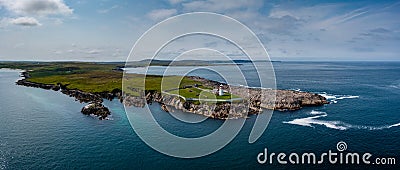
[123,87,328,119]
[123,76,328,119]
[16,71,122,119]
[16,72,328,120]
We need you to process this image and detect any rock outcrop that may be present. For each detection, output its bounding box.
[16,79,61,91]
[81,103,111,120]
[230,87,328,111]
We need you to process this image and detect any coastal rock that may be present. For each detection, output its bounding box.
[123,95,146,107]
[161,103,169,112]
[61,89,103,103]
[16,72,120,120]
[81,103,111,120]
[16,79,60,91]
[122,83,329,119]
[16,71,329,120]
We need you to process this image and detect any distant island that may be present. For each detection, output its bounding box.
[0,60,327,120]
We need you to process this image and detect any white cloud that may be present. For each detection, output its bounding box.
[10,17,41,26]
[182,0,262,13]
[87,49,102,55]
[0,0,73,16]
[337,8,369,24]
[168,0,186,5]
[147,9,177,21]
[269,9,299,20]
[98,5,119,14]
[0,0,73,27]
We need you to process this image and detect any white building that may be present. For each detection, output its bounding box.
[218,84,224,96]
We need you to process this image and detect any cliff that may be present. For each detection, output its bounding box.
[123,87,328,119]
[16,71,328,120]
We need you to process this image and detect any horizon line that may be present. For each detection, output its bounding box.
[1,59,400,63]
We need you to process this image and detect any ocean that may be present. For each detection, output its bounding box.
[0,61,399,169]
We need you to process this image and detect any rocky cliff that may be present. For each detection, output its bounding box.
[122,86,328,119]
[16,72,328,120]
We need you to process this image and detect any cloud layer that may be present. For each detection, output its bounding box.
[0,0,73,16]
[147,9,177,21]
[0,0,72,27]
[0,0,399,61]
[10,17,41,26]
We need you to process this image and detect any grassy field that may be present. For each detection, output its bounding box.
[1,62,123,93]
[168,87,237,100]
[122,74,203,96]
[0,62,239,102]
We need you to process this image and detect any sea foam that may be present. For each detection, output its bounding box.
[284,111,348,130]
[317,92,359,104]
[284,110,400,131]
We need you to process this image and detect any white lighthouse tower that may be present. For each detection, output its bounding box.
[218,84,224,96]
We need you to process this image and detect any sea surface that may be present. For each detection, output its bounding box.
[0,62,399,169]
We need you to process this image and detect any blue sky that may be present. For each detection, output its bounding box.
[0,0,399,61]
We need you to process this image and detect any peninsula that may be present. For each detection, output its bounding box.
[0,61,328,119]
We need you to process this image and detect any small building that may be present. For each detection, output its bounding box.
[218,84,224,96]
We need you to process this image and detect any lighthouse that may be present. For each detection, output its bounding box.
[218,84,224,96]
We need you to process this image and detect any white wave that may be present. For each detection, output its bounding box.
[309,110,326,115]
[318,93,337,100]
[389,123,400,128]
[317,92,359,103]
[284,111,348,130]
[336,96,359,100]
[284,110,400,131]
[287,119,348,130]
[389,84,400,89]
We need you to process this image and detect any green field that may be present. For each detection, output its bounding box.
[0,62,123,93]
[168,87,238,100]
[122,74,203,96]
[0,62,240,103]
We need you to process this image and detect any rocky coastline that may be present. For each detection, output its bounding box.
[123,76,328,119]
[16,71,329,120]
[16,71,122,119]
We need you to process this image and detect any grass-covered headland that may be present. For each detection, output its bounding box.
[0,61,237,101]
[0,61,328,120]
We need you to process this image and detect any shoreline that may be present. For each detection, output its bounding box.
[13,70,329,120]
[16,71,122,119]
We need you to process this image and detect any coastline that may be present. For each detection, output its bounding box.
[16,71,121,119]
[14,70,329,120]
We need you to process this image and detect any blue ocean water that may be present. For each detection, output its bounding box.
[0,62,399,169]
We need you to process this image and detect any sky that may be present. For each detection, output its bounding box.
[0,0,399,61]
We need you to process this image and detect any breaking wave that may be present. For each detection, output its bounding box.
[283,110,400,131]
[389,82,400,89]
[288,89,359,103]
[317,92,359,104]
